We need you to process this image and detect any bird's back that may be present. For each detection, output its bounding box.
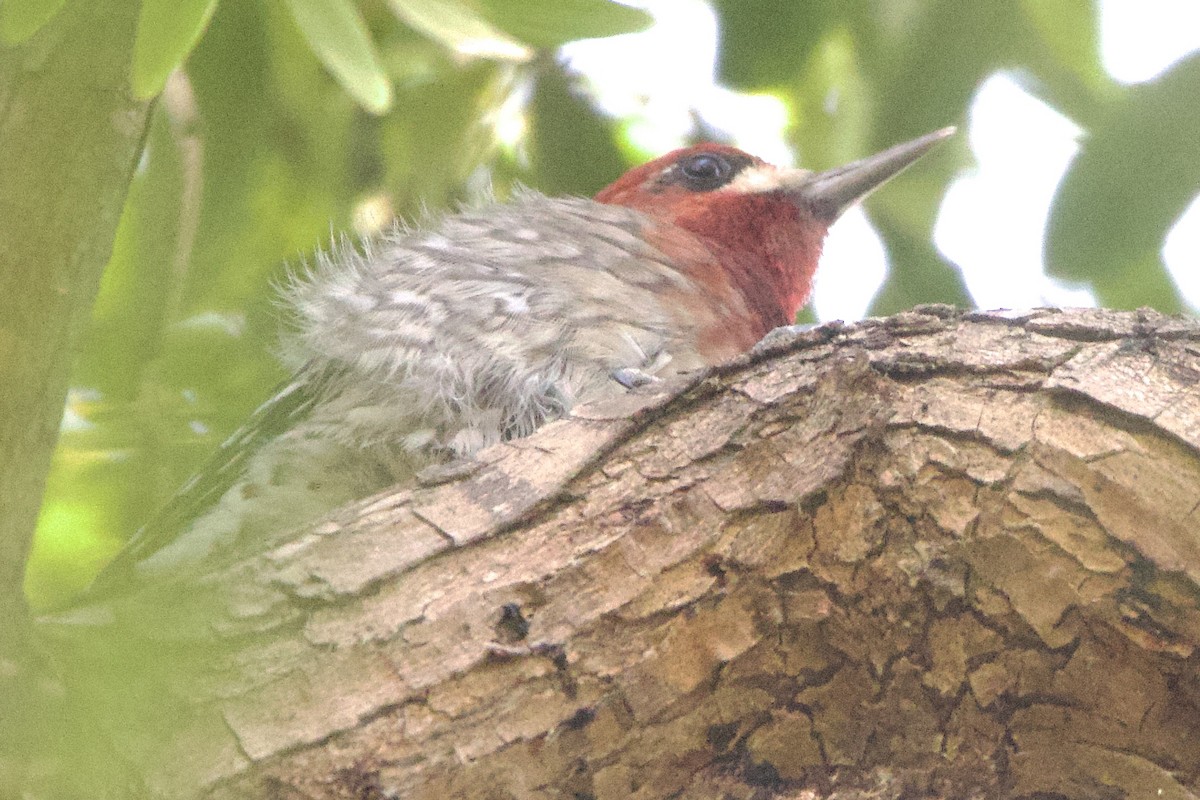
[93,193,725,589]
[283,192,720,449]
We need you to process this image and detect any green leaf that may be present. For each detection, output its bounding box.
[0,0,66,44]
[378,59,508,212]
[283,0,393,114]
[858,1,1024,137]
[476,0,652,49]
[385,0,530,61]
[1082,252,1182,311]
[528,60,627,196]
[869,216,972,315]
[712,0,843,90]
[1045,54,1200,312]
[1015,0,1116,127]
[788,29,871,168]
[132,0,221,100]
[86,107,187,390]
[1019,0,1102,83]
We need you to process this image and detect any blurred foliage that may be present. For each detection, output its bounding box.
[20,0,1200,607]
[1046,53,1200,309]
[0,0,66,43]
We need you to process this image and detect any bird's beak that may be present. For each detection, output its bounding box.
[770,127,956,222]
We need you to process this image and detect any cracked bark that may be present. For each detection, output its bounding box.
[43,306,1200,800]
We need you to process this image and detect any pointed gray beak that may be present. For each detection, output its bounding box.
[780,127,956,221]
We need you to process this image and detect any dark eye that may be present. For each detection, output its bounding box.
[677,153,734,190]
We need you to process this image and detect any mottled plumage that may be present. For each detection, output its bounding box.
[101,194,730,584]
[90,131,953,593]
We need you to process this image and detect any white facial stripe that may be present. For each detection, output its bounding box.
[726,164,814,194]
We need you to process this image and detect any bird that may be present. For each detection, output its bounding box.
[88,127,954,595]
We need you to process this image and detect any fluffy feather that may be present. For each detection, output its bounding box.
[91,192,718,589]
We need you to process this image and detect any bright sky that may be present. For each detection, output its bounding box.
[563,0,1200,320]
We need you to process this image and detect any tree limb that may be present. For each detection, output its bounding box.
[47,306,1200,800]
[0,2,152,795]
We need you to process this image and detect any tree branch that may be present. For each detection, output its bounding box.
[0,2,152,796]
[47,307,1200,800]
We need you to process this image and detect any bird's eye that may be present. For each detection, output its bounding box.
[677,153,734,190]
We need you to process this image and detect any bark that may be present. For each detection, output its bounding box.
[0,2,152,796]
[44,306,1200,800]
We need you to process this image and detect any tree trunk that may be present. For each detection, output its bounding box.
[44,306,1200,800]
[0,2,152,796]
[0,0,149,615]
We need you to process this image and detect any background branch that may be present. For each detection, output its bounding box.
[0,2,152,795]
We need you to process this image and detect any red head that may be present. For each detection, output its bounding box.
[595,130,955,345]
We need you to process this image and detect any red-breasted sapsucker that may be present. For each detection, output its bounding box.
[92,128,954,591]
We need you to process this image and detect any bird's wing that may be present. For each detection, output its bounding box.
[84,366,335,597]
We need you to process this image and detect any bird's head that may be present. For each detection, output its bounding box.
[595,128,955,339]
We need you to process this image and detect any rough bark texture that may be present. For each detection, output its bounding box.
[48,306,1200,800]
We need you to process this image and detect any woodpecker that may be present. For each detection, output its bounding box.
[91,128,954,592]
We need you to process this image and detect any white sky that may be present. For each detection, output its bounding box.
[563,0,1200,319]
